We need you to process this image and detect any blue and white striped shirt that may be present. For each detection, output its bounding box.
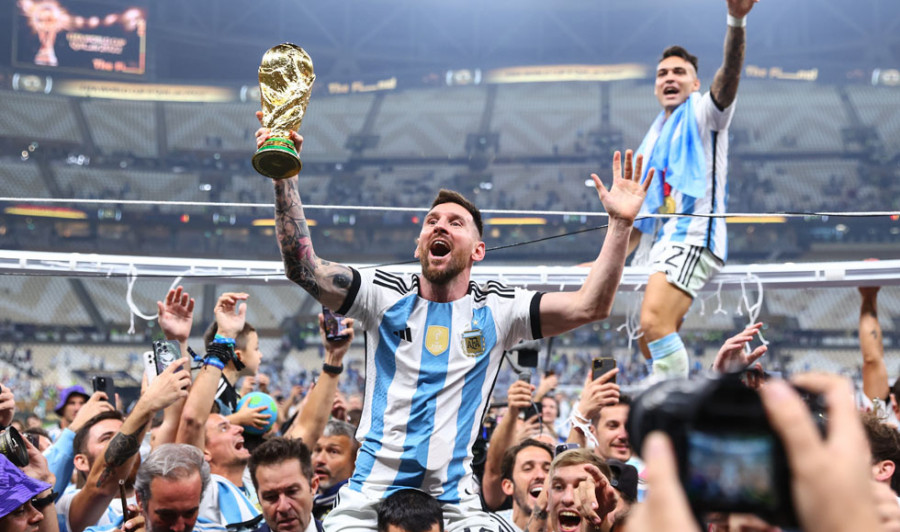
[339,267,542,505]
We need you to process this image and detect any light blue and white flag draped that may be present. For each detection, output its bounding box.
[634,92,706,234]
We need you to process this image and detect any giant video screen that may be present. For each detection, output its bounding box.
[13,0,147,76]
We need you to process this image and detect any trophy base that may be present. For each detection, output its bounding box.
[252,137,302,179]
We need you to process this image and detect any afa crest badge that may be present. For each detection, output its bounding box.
[462,329,485,358]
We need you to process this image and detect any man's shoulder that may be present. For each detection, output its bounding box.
[467,279,520,302]
[489,509,522,532]
[367,268,419,296]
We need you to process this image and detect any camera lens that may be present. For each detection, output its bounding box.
[0,426,30,467]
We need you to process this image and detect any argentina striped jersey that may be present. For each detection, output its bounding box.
[337,267,542,505]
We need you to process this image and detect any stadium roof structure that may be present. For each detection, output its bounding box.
[2,0,898,83]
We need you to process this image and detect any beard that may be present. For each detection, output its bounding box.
[418,248,468,286]
[512,486,534,517]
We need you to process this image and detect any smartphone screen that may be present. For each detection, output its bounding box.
[592,357,616,382]
[322,306,349,341]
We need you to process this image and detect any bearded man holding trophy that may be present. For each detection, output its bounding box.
[253,42,649,532]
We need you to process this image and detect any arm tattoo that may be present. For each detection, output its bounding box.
[96,431,141,487]
[332,272,351,289]
[274,179,320,298]
[712,26,746,108]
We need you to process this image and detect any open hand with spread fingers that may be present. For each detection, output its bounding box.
[592,150,653,224]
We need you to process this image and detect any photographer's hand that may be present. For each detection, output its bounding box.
[625,432,701,532]
[760,374,881,532]
[0,385,15,427]
[22,436,55,485]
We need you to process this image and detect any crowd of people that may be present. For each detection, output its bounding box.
[5,1,900,532]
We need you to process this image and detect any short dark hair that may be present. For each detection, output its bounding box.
[203,321,257,353]
[500,439,554,481]
[73,410,125,455]
[376,489,444,532]
[23,427,50,440]
[430,189,483,237]
[660,45,699,76]
[862,413,900,494]
[249,437,313,490]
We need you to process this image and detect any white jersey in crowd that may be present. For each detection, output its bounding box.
[338,268,542,505]
[637,91,736,262]
[198,471,262,532]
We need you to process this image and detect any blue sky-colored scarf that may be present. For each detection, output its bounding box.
[634,92,706,234]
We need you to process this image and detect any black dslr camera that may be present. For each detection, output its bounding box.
[626,373,826,528]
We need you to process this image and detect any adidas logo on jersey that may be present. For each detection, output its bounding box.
[392,327,412,342]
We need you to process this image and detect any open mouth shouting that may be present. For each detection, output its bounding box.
[429,239,451,259]
[528,484,543,502]
[557,510,583,532]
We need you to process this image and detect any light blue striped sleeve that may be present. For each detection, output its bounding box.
[44,427,76,500]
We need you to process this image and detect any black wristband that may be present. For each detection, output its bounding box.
[206,343,245,372]
[322,363,343,376]
[32,490,57,511]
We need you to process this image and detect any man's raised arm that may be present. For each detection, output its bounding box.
[538,151,651,338]
[710,0,758,109]
[256,116,352,312]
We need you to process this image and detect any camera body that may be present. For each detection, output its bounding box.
[626,373,826,527]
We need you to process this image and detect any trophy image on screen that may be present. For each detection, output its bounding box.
[252,43,316,180]
[19,0,71,67]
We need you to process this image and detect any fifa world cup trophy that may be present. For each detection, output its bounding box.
[252,43,316,179]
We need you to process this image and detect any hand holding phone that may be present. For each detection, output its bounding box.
[147,340,182,385]
[592,357,617,383]
[92,376,115,402]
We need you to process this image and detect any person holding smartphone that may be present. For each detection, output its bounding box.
[258,111,650,532]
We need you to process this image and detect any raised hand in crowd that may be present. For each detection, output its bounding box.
[535,372,559,402]
[68,358,190,532]
[857,286,900,424]
[157,285,194,357]
[278,385,304,426]
[43,390,114,497]
[567,366,619,448]
[482,378,536,510]
[285,313,354,444]
[712,322,768,374]
[177,291,249,448]
[332,391,348,422]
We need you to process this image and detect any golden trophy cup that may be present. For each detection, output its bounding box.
[252,43,315,179]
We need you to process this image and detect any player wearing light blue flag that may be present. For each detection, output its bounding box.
[630,0,760,380]
[258,114,652,531]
